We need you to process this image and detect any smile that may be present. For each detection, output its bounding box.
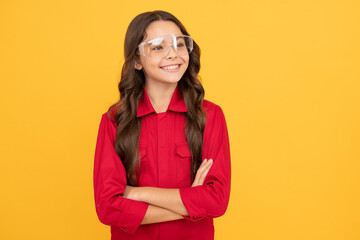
[160,64,180,71]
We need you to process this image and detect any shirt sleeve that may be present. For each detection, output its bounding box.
[179,105,231,221]
[93,113,149,234]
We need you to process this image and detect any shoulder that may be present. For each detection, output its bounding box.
[201,99,228,139]
[201,99,227,126]
[202,99,224,118]
[100,105,119,129]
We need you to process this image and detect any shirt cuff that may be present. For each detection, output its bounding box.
[179,186,207,221]
[118,198,149,234]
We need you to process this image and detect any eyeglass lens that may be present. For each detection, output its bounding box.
[142,36,192,58]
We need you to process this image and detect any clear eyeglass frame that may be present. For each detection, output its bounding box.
[137,34,193,58]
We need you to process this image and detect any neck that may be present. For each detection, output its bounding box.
[144,82,178,113]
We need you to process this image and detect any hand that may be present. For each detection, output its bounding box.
[191,158,213,187]
[122,185,135,199]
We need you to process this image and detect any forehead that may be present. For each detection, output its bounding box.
[143,21,183,41]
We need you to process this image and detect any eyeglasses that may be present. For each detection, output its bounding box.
[138,34,193,58]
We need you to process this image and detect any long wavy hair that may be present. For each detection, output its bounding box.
[107,10,206,186]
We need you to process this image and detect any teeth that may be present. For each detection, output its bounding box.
[163,65,179,70]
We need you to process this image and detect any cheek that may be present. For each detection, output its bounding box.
[182,56,190,68]
[141,59,161,72]
[184,60,190,71]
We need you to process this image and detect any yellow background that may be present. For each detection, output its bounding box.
[1,0,359,239]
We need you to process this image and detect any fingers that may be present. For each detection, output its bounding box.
[122,185,133,199]
[197,159,213,185]
[192,159,208,186]
[191,158,213,187]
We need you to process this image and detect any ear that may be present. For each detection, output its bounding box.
[134,60,142,70]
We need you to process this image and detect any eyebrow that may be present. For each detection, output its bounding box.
[147,37,164,45]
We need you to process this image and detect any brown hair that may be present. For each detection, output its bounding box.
[108,10,206,186]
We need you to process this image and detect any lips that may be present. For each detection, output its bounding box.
[160,64,181,70]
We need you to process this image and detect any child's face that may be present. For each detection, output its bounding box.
[135,21,190,88]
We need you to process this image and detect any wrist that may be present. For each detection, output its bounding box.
[137,186,150,202]
[132,186,147,202]
[124,186,143,201]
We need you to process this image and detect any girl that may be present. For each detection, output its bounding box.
[93,10,231,240]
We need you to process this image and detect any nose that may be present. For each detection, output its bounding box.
[165,45,178,59]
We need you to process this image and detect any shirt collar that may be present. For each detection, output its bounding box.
[136,85,187,117]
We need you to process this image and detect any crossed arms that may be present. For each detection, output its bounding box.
[122,158,213,224]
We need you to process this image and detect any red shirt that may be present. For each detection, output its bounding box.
[93,85,231,240]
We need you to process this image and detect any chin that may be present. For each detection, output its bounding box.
[162,79,181,85]
[160,75,184,84]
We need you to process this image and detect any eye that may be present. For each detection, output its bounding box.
[176,38,186,48]
[151,45,163,51]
